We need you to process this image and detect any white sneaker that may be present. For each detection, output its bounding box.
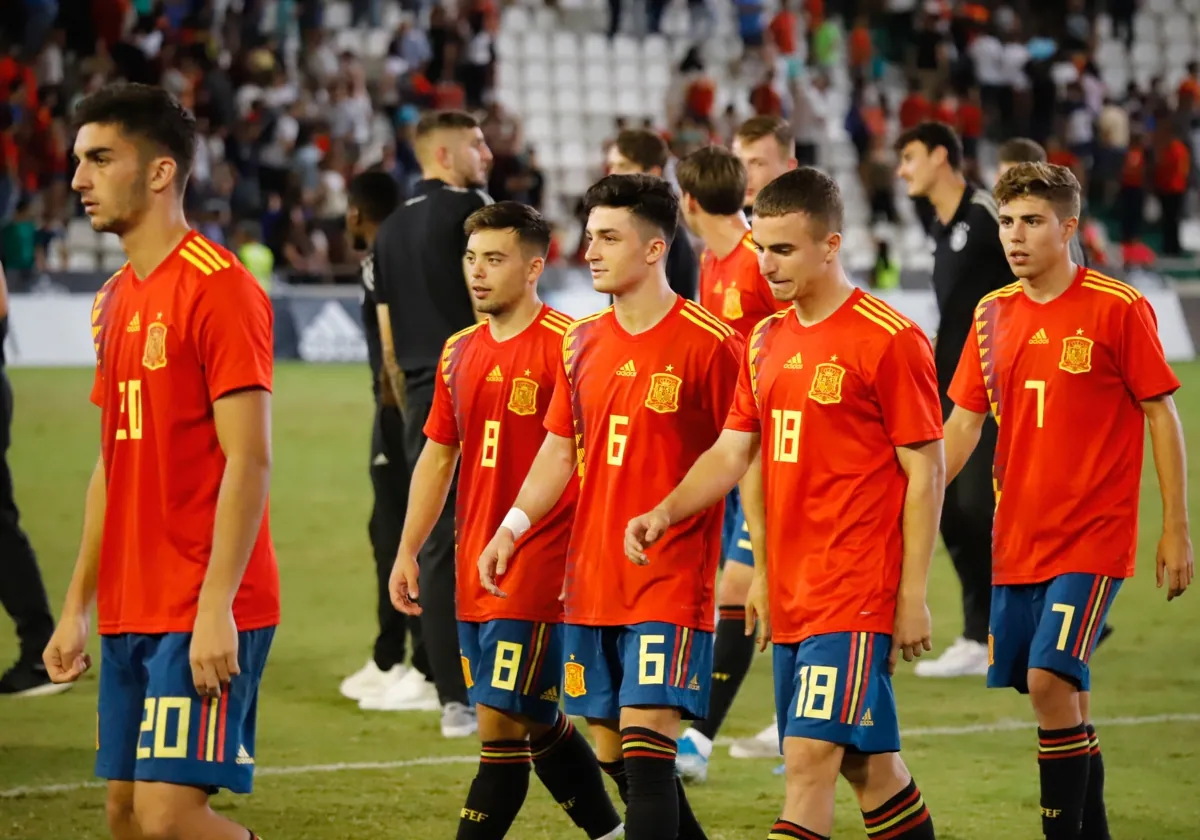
[339,660,408,702]
[441,702,478,738]
[728,719,781,758]
[913,637,989,677]
[358,668,441,711]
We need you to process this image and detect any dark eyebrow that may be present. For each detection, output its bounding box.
[1019,214,1045,223]
[589,228,619,237]
[77,147,114,160]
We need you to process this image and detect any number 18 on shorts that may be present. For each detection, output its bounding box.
[773,631,901,754]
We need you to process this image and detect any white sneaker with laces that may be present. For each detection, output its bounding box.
[358,667,441,711]
[728,719,781,758]
[441,702,479,738]
[913,637,989,677]
[339,660,408,702]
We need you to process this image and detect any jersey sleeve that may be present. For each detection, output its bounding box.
[423,351,461,446]
[875,327,945,447]
[192,268,274,402]
[724,339,761,433]
[1119,297,1181,402]
[90,363,104,407]
[544,342,575,438]
[947,320,991,414]
[707,333,745,429]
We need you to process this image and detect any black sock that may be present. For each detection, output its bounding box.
[692,606,756,741]
[1038,724,1091,839]
[1081,725,1110,840]
[675,777,709,840]
[457,740,531,839]
[768,819,829,840]
[621,727,680,840]
[532,714,623,839]
[598,757,629,804]
[862,778,934,839]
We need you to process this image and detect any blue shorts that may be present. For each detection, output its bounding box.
[721,488,754,567]
[562,622,713,721]
[458,619,563,725]
[773,631,900,754]
[988,573,1122,694]
[96,628,275,794]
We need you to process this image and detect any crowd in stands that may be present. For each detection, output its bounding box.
[1,0,1198,285]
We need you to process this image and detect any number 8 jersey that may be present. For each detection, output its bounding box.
[543,296,744,631]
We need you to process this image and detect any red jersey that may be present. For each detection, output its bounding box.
[89,231,278,635]
[948,269,1181,585]
[544,297,744,630]
[698,232,787,338]
[424,306,578,624]
[724,290,943,644]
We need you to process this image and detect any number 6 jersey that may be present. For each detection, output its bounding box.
[543,296,744,631]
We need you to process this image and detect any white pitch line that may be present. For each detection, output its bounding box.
[4,713,1198,800]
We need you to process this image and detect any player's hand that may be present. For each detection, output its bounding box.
[625,508,670,566]
[744,571,771,652]
[190,608,240,698]
[390,551,422,615]
[478,528,516,598]
[890,596,933,674]
[43,611,92,684]
[1157,528,1194,601]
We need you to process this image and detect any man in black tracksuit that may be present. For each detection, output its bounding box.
[374,111,494,736]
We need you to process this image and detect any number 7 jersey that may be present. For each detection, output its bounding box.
[543,296,745,631]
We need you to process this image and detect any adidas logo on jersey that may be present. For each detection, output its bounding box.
[236,745,255,765]
[783,352,803,369]
[688,674,701,691]
[859,709,874,727]
[540,685,559,702]
[127,312,141,333]
[486,366,503,382]
[1029,328,1049,345]
[616,360,637,377]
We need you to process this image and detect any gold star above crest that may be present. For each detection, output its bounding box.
[156,312,162,319]
[1076,328,1085,335]
[524,369,531,376]
[569,654,576,661]
[665,364,674,372]
[831,354,838,361]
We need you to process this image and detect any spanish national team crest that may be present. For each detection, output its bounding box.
[722,286,744,321]
[142,321,168,370]
[1059,334,1094,374]
[460,655,474,689]
[564,661,587,698]
[808,361,846,405]
[507,377,539,416]
[645,371,683,414]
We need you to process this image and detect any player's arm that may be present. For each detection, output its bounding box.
[44,455,106,682]
[893,439,945,670]
[944,317,992,484]
[1144,394,1193,599]
[944,406,987,484]
[740,450,771,650]
[376,303,407,411]
[390,440,461,613]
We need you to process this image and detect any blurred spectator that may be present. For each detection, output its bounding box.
[1153,118,1190,256]
[234,220,276,292]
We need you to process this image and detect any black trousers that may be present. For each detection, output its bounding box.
[402,367,468,707]
[940,410,997,645]
[369,403,429,677]
[0,368,54,663]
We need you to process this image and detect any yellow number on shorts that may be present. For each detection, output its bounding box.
[137,698,156,759]
[638,634,666,685]
[771,409,802,463]
[607,415,629,466]
[1051,603,1076,651]
[137,697,191,759]
[491,641,523,691]
[794,665,838,721]
[481,420,501,468]
[1024,380,1045,429]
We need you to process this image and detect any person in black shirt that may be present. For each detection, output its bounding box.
[0,263,62,696]
[605,128,699,299]
[338,171,434,710]
[374,110,494,737]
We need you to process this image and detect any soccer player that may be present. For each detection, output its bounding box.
[944,162,1193,840]
[627,168,943,840]
[731,116,797,216]
[997,137,1090,269]
[389,201,624,840]
[672,145,788,782]
[43,83,277,839]
[477,174,744,840]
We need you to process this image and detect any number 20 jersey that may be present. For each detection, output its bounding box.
[544,296,745,631]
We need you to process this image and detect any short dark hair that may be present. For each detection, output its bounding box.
[464,201,552,257]
[71,82,197,187]
[585,174,678,244]
[735,116,793,157]
[414,110,479,140]
[348,171,400,225]
[994,162,1081,220]
[752,167,844,234]
[613,129,669,172]
[894,121,963,171]
[997,137,1047,165]
[675,146,747,216]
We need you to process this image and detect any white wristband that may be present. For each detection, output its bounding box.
[501,508,531,541]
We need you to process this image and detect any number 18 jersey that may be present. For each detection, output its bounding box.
[544,296,744,631]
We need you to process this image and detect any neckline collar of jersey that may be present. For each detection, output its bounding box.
[128,228,198,284]
[706,229,755,265]
[784,286,863,336]
[478,302,549,348]
[1016,263,1087,310]
[607,293,686,343]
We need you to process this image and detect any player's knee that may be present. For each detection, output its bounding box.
[840,752,909,801]
[717,562,753,603]
[132,787,207,840]
[783,737,841,795]
[104,790,137,840]
[1028,667,1079,715]
[476,703,531,742]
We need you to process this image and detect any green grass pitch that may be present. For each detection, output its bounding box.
[1,363,1199,839]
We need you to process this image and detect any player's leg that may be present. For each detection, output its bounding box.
[105,781,141,840]
[1077,692,1109,840]
[617,623,714,840]
[841,753,935,840]
[131,781,260,840]
[1026,574,1121,840]
[96,635,147,839]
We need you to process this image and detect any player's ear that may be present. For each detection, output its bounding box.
[526,255,545,283]
[147,155,178,195]
[1062,215,1079,243]
[824,231,842,263]
[644,235,667,265]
